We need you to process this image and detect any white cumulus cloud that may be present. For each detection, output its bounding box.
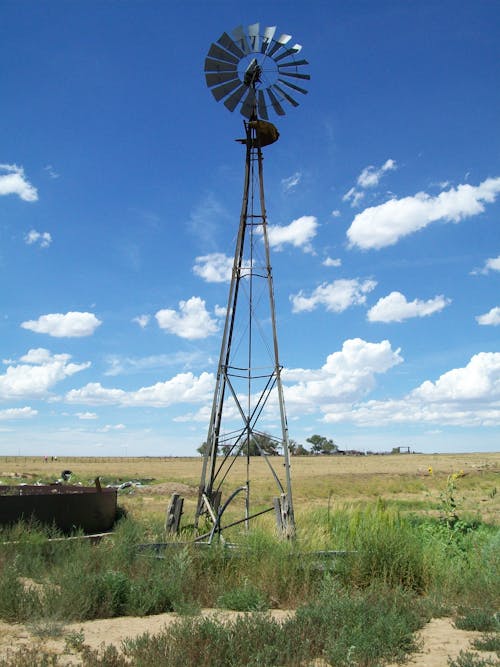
[320,352,500,427]
[347,176,500,250]
[322,257,342,267]
[24,229,52,248]
[0,349,90,399]
[290,278,377,314]
[21,312,102,338]
[267,215,318,253]
[0,407,38,420]
[66,371,214,408]
[412,352,500,402]
[476,307,500,326]
[0,163,38,201]
[193,253,233,283]
[367,291,451,322]
[75,412,98,420]
[155,297,218,339]
[283,338,403,412]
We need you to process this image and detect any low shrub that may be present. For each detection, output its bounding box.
[472,633,500,654]
[216,580,268,611]
[448,651,500,667]
[455,608,500,632]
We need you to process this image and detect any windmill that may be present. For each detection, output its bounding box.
[194,23,310,541]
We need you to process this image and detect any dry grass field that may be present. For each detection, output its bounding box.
[0,452,498,666]
[2,452,498,526]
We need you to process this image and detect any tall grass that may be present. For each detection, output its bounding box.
[0,502,498,665]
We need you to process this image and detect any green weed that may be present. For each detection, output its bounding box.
[64,628,86,652]
[472,634,500,654]
[0,648,59,667]
[27,617,65,638]
[455,609,500,632]
[448,650,500,667]
[216,580,268,611]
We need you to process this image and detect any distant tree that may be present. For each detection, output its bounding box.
[197,441,220,456]
[197,441,208,456]
[306,434,338,455]
[293,443,311,456]
[242,432,280,456]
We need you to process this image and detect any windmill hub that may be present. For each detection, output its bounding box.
[243,58,263,88]
[204,23,310,120]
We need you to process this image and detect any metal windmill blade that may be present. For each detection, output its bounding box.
[204,23,310,119]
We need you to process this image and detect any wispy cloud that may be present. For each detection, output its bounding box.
[104,351,206,376]
[43,164,59,179]
[343,159,397,208]
[357,159,397,188]
[188,193,228,249]
[342,187,365,208]
[24,229,52,248]
[132,314,150,328]
[281,171,302,193]
[471,255,500,275]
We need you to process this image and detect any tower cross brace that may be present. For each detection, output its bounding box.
[195,117,295,539]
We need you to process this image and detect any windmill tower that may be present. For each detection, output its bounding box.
[195,23,310,541]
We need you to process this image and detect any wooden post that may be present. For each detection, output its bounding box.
[165,493,184,534]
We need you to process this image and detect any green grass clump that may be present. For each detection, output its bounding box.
[448,651,500,667]
[0,648,59,667]
[291,580,426,666]
[0,564,40,622]
[455,609,500,632]
[216,580,268,611]
[472,634,500,654]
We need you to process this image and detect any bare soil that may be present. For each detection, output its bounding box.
[0,613,497,666]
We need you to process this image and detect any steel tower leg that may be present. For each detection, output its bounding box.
[195,119,294,539]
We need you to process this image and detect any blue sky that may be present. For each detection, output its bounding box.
[1,1,499,456]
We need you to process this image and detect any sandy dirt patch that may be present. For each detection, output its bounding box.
[0,614,497,665]
[0,609,292,665]
[386,617,498,666]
